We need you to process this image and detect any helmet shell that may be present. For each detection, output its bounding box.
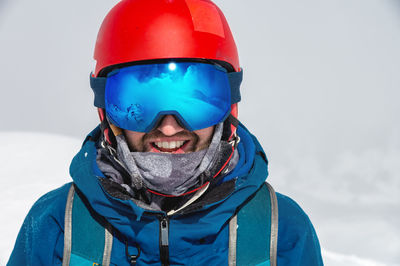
[94,0,240,76]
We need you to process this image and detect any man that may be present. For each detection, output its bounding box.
[8,0,323,265]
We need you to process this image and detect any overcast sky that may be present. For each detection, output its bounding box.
[1,0,399,264]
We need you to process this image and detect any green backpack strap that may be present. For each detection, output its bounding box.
[228,182,278,266]
[62,184,113,266]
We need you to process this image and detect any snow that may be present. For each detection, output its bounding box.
[0,132,80,264]
[269,149,400,266]
[1,131,398,265]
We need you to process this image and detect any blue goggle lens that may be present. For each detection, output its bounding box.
[105,62,231,132]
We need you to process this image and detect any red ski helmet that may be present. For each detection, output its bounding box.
[93,0,240,76]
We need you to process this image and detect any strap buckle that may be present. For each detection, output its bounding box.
[228,134,240,149]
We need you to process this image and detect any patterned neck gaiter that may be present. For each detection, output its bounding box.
[114,123,223,196]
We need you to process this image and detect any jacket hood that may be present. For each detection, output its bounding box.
[69,123,268,240]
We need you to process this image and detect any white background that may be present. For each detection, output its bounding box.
[0,0,399,265]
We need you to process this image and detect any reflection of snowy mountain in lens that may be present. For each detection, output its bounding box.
[1,132,399,266]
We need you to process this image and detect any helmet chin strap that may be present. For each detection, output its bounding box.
[222,113,240,143]
[98,108,122,147]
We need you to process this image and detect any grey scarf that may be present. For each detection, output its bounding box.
[114,123,224,196]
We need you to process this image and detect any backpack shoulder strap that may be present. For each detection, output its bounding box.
[62,184,113,266]
[228,182,278,266]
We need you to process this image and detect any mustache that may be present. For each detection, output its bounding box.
[142,130,199,143]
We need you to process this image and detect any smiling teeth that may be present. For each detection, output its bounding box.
[155,141,185,149]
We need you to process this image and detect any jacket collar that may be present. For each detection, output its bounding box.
[69,123,268,227]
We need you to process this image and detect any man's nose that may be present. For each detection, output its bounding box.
[157,115,185,136]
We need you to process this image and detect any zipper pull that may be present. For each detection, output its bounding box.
[159,217,169,266]
[160,217,169,246]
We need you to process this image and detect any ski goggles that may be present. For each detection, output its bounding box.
[90,61,242,132]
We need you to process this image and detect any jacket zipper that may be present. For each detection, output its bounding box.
[159,216,170,266]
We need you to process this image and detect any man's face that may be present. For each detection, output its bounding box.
[124,115,214,153]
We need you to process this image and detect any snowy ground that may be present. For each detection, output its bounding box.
[269,149,400,266]
[0,132,76,265]
[0,132,399,266]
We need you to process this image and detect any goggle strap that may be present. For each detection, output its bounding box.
[227,69,243,104]
[90,68,243,109]
[90,73,107,108]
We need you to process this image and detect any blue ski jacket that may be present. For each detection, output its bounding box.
[8,124,323,266]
